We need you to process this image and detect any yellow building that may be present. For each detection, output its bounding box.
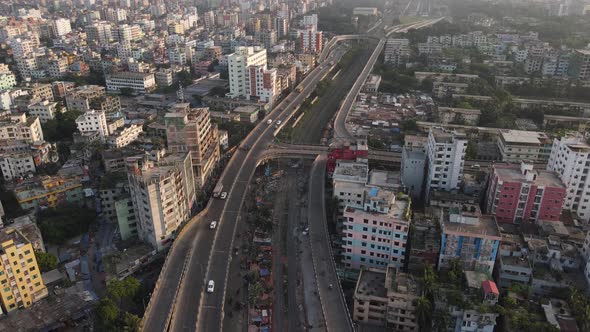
[0,229,48,313]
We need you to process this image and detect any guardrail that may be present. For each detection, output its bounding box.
[313,155,355,331]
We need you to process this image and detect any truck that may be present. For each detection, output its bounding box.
[213,182,223,198]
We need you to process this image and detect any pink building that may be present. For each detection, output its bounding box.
[485,163,565,224]
[342,188,411,271]
[194,60,212,76]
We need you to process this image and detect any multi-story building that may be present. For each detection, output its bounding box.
[497,130,552,163]
[106,72,156,94]
[75,110,109,139]
[52,18,71,37]
[353,265,419,331]
[425,127,467,199]
[333,158,369,219]
[384,39,410,66]
[0,229,48,313]
[115,196,137,241]
[297,27,323,54]
[165,105,220,189]
[438,207,502,274]
[227,46,267,99]
[247,65,279,104]
[342,189,411,271]
[568,49,590,81]
[401,146,426,199]
[65,85,120,113]
[0,70,16,90]
[27,100,61,123]
[436,107,481,125]
[0,151,35,181]
[85,21,112,46]
[0,113,43,143]
[432,81,468,98]
[485,163,566,224]
[14,175,84,210]
[106,124,143,148]
[155,68,175,87]
[547,134,590,221]
[496,233,533,289]
[47,58,69,78]
[126,153,195,251]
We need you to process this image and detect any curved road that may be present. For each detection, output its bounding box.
[142,41,351,332]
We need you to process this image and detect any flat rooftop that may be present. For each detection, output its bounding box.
[356,269,387,298]
[500,130,548,144]
[495,167,565,188]
[442,213,502,240]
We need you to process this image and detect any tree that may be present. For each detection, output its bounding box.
[107,277,141,301]
[415,296,432,332]
[422,264,438,300]
[465,141,477,160]
[95,297,119,326]
[401,119,418,132]
[248,282,264,307]
[177,70,193,87]
[35,252,58,272]
[122,312,141,332]
[119,87,134,97]
[42,110,83,142]
[38,206,95,245]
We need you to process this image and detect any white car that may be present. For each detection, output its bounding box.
[276,120,282,125]
[207,280,215,293]
[266,119,273,125]
[220,192,228,199]
[209,221,218,229]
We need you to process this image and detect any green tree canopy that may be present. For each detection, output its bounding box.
[35,251,58,272]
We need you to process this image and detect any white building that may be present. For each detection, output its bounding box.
[47,58,69,78]
[106,72,156,94]
[85,21,113,46]
[75,110,109,139]
[425,127,467,200]
[384,39,410,67]
[227,46,267,99]
[0,113,43,143]
[106,124,143,148]
[0,152,36,181]
[247,65,279,104]
[27,100,61,123]
[332,159,369,221]
[547,134,590,222]
[0,72,16,90]
[52,18,71,37]
[126,153,195,251]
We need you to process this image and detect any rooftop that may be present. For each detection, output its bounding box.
[494,165,565,188]
[333,159,369,183]
[355,268,387,298]
[500,130,549,145]
[442,212,502,240]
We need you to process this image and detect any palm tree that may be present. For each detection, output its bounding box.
[415,296,432,332]
[422,264,438,300]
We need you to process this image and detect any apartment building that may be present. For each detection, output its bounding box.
[106,72,156,94]
[65,85,120,113]
[297,27,323,54]
[0,113,43,143]
[353,266,419,331]
[401,146,426,199]
[497,130,552,163]
[126,153,195,251]
[0,152,35,181]
[14,175,84,210]
[75,110,109,139]
[342,188,411,271]
[496,233,533,289]
[432,81,468,98]
[485,163,565,224]
[247,65,279,104]
[106,124,143,148]
[0,71,16,90]
[164,105,220,189]
[85,21,113,46]
[115,196,137,241]
[384,38,410,67]
[52,18,71,37]
[436,107,481,125]
[438,208,501,274]
[568,49,590,81]
[0,229,47,313]
[425,127,467,200]
[26,100,61,123]
[333,159,369,218]
[227,46,267,99]
[547,135,590,221]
